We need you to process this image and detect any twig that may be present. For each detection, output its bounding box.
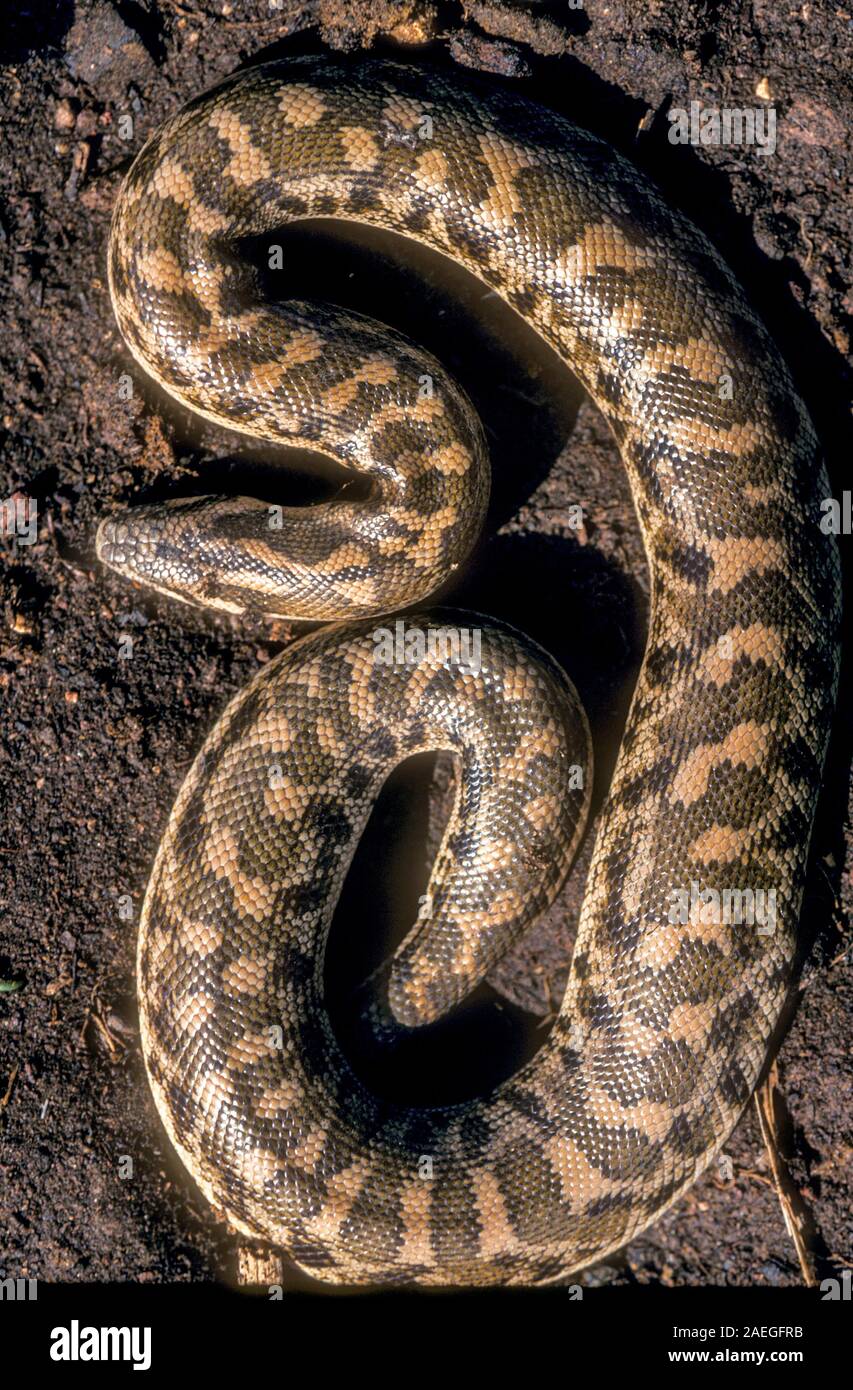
[735,1167,775,1189]
[1,1062,19,1109]
[754,1062,818,1286]
[80,1007,123,1057]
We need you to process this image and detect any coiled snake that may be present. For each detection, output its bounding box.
[96,57,841,1286]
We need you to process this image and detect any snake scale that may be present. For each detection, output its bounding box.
[96,57,841,1286]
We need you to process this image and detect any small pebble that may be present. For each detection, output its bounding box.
[54,98,78,131]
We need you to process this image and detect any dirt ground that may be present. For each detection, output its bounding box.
[1,0,850,1289]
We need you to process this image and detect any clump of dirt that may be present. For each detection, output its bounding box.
[1,0,850,1287]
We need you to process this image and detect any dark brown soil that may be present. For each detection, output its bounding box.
[1,0,850,1290]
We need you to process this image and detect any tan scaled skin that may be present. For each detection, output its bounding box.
[98,58,840,1286]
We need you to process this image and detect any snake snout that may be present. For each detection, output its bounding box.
[96,509,174,581]
[96,515,132,569]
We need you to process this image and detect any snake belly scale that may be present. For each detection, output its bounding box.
[97,57,841,1286]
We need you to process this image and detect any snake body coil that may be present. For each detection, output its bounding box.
[98,58,841,1286]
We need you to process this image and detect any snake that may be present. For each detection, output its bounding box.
[95,56,841,1287]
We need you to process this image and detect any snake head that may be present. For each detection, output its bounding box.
[96,505,209,609]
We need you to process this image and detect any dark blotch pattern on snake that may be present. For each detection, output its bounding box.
[96,57,841,1286]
